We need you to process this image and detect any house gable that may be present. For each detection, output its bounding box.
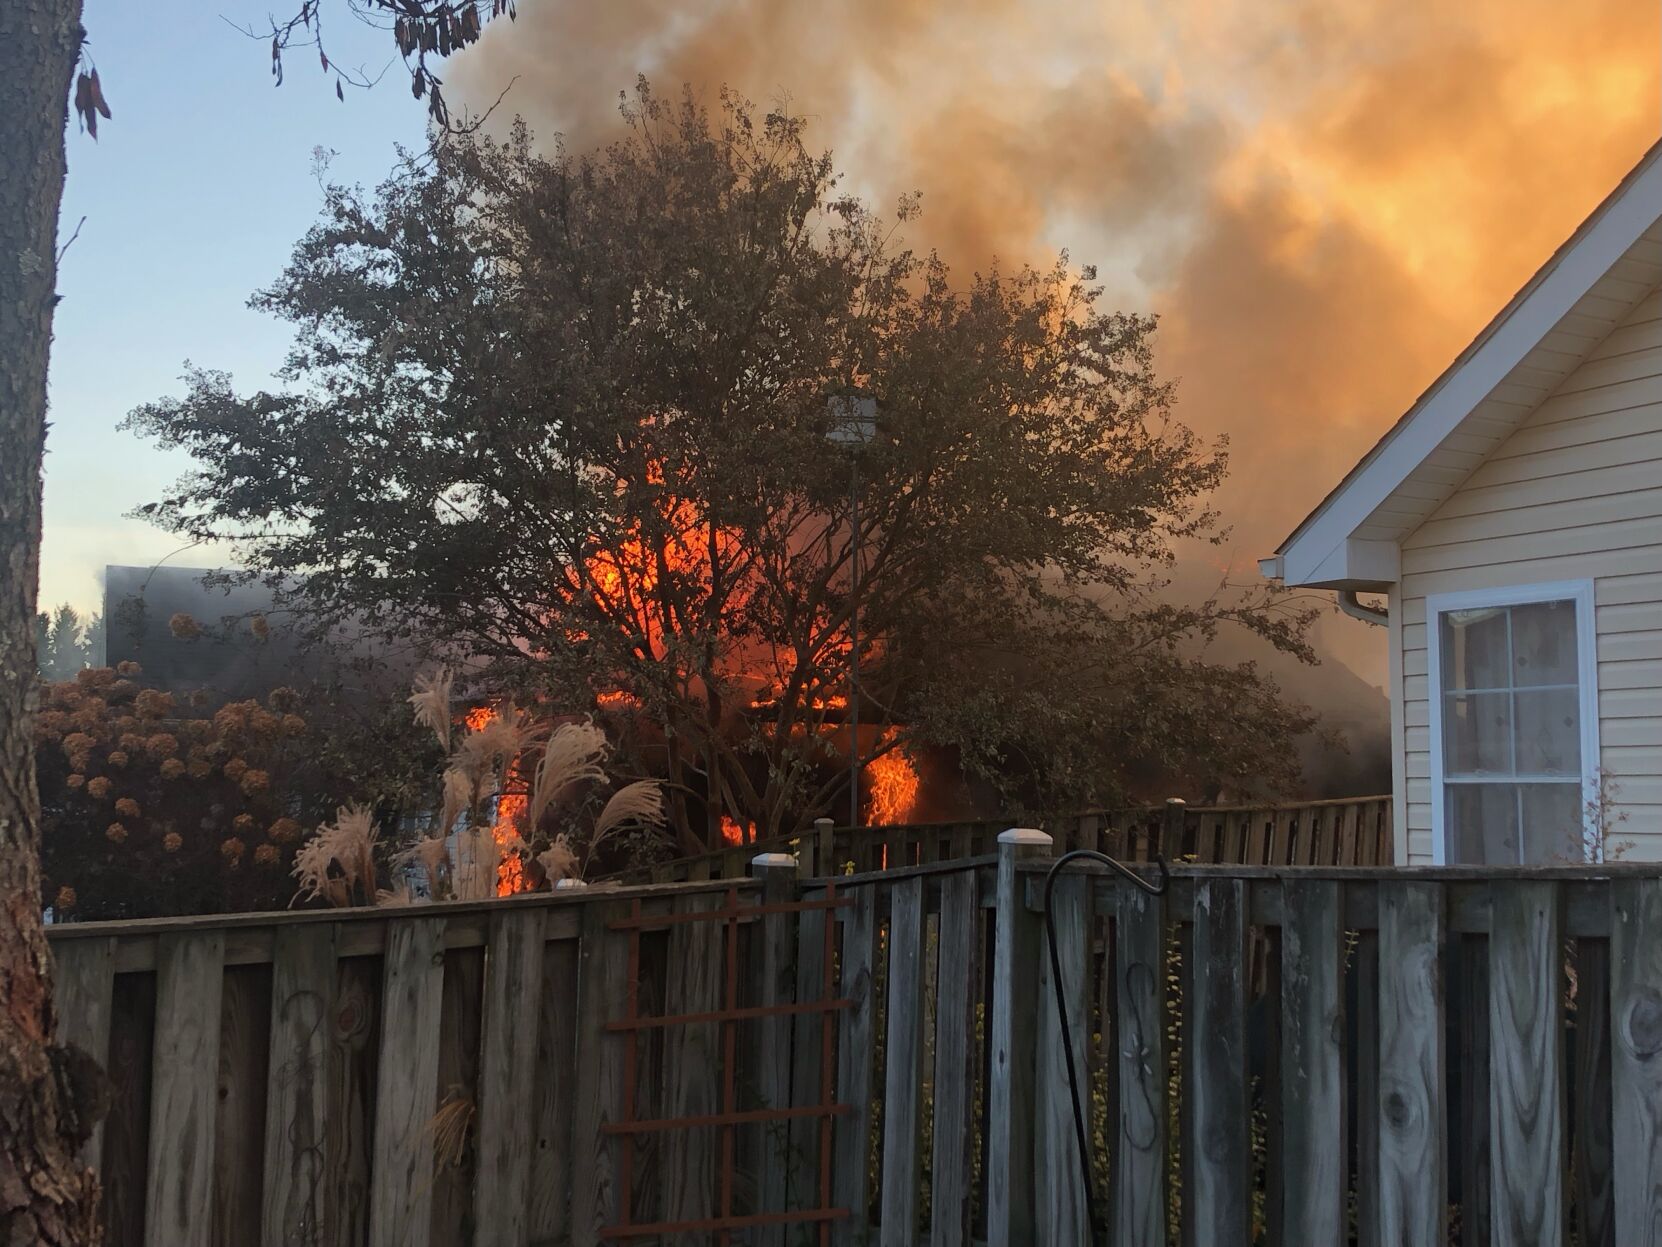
[1265,141,1662,590]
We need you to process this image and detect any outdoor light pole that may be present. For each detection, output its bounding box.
[827,394,878,828]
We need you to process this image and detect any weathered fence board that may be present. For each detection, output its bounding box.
[1488,880,1564,1246]
[1280,880,1345,1244]
[473,908,544,1247]
[1611,877,1662,1242]
[367,916,445,1247]
[1377,881,1447,1246]
[1189,878,1250,1245]
[215,963,272,1246]
[930,871,979,1247]
[1113,881,1167,1247]
[527,934,579,1241]
[660,892,724,1239]
[832,883,878,1247]
[262,923,336,1247]
[52,935,115,1168]
[1037,873,1091,1244]
[879,875,926,1247]
[570,901,630,1247]
[144,931,225,1247]
[1573,936,1615,1247]
[987,832,1045,1247]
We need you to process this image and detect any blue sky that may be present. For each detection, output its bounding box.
[43,1,429,616]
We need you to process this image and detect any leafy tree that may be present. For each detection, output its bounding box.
[130,85,1320,853]
[1,4,508,1237]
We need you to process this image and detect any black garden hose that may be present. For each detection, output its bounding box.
[1042,849,1169,1247]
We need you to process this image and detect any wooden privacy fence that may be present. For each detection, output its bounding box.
[49,833,1662,1246]
[633,793,1393,883]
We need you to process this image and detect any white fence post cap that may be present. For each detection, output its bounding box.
[751,852,797,868]
[998,827,1053,847]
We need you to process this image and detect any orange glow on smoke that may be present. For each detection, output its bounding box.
[866,732,919,826]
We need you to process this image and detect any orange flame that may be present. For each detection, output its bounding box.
[719,814,749,846]
[464,702,529,896]
[866,732,919,826]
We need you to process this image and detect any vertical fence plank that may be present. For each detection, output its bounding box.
[662,892,723,1239]
[833,884,878,1247]
[104,972,156,1247]
[930,871,978,1247]
[367,916,446,1247]
[1377,881,1446,1246]
[752,858,798,1245]
[262,924,337,1247]
[880,875,927,1246]
[528,935,579,1241]
[1281,880,1345,1243]
[1114,882,1167,1247]
[571,901,630,1247]
[1189,878,1249,1245]
[1037,873,1092,1243]
[1573,937,1614,1247]
[144,931,225,1247]
[429,945,484,1245]
[52,936,115,1168]
[474,907,546,1247]
[1489,881,1564,1247]
[1611,878,1662,1243]
[788,891,829,1215]
[1457,936,1492,1247]
[988,830,1049,1247]
[324,956,379,1247]
[214,963,272,1247]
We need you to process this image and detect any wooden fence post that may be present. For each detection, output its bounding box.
[813,818,835,877]
[1377,881,1446,1247]
[1611,877,1662,1242]
[988,827,1051,1247]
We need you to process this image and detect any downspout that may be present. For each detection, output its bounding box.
[1338,589,1389,627]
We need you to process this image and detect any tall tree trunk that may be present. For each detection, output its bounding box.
[0,1,103,1244]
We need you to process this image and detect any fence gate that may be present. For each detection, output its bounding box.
[600,882,852,1243]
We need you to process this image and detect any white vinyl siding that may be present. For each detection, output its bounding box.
[1398,284,1662,862]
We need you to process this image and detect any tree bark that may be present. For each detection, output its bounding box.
[0,1,102,1244]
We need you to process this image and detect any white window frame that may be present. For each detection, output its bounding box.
[1425,579,1600,865]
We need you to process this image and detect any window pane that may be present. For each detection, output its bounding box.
[1442,608,1510,690]
[1448,783,1519,864]
[1511,600,1577,687]
[1514,687,1581,776]
[1518,783,1584,863]
[1445,691,1512,776]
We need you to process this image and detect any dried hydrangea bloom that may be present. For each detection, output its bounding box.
[253,844,279,867]
[108,750,129,768]
[105,823,127,844]
[134,689,173,719]
[281,714,306,737]
[220,837,246,861]
[233,813,256,833]
[267,686,300,713]
[223,757,248,782]
[168,612,201,639]
[160,759,186,780]
[268,817,302,844]
[163,832,183,853]
[115,797,141,819]
[54,887,76,912]
[240,768,270,796]
[66,774,85,790]
[86,777,111,800]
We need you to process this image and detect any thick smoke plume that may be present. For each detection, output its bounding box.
[450,1,1660,786]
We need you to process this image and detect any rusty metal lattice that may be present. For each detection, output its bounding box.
[599,882,853,1243]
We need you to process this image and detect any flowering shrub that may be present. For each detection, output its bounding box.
[36,667,315,917]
